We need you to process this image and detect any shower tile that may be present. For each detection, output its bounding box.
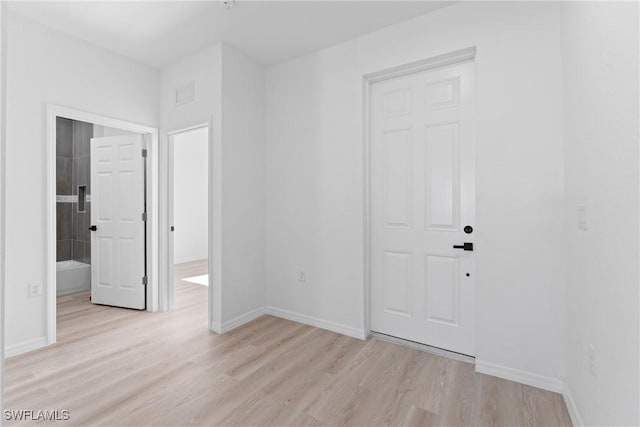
[83,242,91,265]
[85,156,91,190]
[72,162,77,193]
[71,203,77,240]
[73,121,93,157]
[56,203,72,240]
[56,157,72,195]
[73,240,84,263]
[56,117,73,158]
[56,240,72,262]
[75,157,88,188]
[83,207,91,242]
[76,212,85,242]
[73,160,79,191]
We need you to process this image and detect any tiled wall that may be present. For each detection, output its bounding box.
[55,117,92,264]
[56,118,74,261]
[72,120,92,264]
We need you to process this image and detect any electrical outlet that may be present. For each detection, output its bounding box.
[29,282,42,298]
[588,344,597,377]
[297,271,306,282]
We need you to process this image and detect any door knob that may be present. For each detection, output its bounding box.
[88,225,97,231]
[453,242,473,251]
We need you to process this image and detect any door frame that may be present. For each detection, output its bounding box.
[362,46,477,337]
[165,123,209,311]
[160,118,221,332]
[45,104,160,345]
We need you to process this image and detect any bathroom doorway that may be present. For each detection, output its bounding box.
[167,125,209,323]
[46,105,159,346]
[55,118,147,306]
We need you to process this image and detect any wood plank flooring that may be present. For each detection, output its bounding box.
[4,260,571,426]
[174,259,209,286]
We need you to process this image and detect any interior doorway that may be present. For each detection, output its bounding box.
[55,118,148,310]
[167,125,209,323]
[46,105,159,347]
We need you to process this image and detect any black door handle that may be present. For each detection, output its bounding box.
[89,225,97,231]
[453,242,473,251]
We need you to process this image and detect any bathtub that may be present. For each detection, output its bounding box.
[56,260,91,296]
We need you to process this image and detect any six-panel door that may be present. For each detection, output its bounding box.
[370,61,476,356]
[90,134,146,310]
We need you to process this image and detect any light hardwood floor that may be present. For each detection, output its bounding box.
[5,260,571,426]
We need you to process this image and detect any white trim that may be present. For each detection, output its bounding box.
[370,331,474,364]
[56,285,90,297]
[5,336,48,358]
[475,360,564,393]
[266,306,367,340]
[562,384,584,427]
[166,122,208,136]
[46,105,160,348]
[163,122,210,314]
[160,119,221,340]
[209,116,223,333]
[363,46,477,83]
[362,47,477,344]
[210,306,266,334]
[160,118,221,336]
[209,321,223,334]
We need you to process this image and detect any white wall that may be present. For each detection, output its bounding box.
[159,44,222,134]
[92,124,136,138]
[159,43,222,318]
[265,1,566,382]
[561,2,639,425]
[172,127,208,264]
[219,43,265,323]
[159,42,266,326]
[4,12,159,351]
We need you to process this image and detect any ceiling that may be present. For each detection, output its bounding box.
[7,1,453,69]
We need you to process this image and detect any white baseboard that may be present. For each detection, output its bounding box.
[265,306,367,340]
[174,255,208,265]
[210,306,366,341]
[56,284,90,297]
[210,306,266,334]
[222,306,266,333]
[5,336,48,358]
[209,321,222,333]
[562,383,584,426]
[475,360,564,393]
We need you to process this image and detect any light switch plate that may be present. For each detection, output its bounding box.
[29,282,42,297]
[577,205,588,230]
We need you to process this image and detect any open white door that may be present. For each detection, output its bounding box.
[90,134,146,310]
[370,61,476,356]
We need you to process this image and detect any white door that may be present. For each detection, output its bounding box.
[370,61,476,356]
[90,134,146,310]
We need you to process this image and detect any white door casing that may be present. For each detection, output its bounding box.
[90,134,146,310]
[370,61,476,356]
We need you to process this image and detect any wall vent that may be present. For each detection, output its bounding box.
[175,81,195,106]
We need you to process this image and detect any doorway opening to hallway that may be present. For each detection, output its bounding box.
[168,125,209,321]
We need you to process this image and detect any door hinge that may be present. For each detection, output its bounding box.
[142,212,148,221]
[142,276,148,286]
[141,148,148,158]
